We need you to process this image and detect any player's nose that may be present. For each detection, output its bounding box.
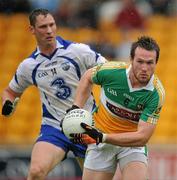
[46,26,52,34]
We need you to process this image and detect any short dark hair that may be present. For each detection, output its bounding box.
[29,8,51,26]
[130,36,160,63]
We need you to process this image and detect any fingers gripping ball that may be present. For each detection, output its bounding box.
[62,109,94,139]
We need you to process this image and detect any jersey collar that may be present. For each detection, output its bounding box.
[126,64,154,92]
[34,39,64,56]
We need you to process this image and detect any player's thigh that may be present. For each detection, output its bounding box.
[84,143,117,172]
[30,141,66,173]
[119,152,148,180]
[83,168,114,180]
[112,165,122,180]
[122,161,148,180]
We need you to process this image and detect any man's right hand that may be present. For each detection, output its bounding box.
[2,98,19,116]
[60,104,80,130]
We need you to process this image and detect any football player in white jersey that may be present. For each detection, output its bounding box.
[1,8,107,180]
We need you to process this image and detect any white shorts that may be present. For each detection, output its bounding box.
[84,143,148,173]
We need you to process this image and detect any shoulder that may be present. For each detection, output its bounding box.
[18,52,40,71]
[153,75,165,105]
[92,61,128,83]
[94,61,128,72]
[15,59,32,76]
[69,42,92,53]
[56,36,93,54]
[56,36,73,49]
[56,36,91,52]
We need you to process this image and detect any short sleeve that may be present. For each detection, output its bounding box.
[140,89,165,125]
[70,43,107,69]
[9,60,33,93]
[91,64,104,85]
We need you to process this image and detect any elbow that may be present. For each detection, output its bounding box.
[138,139,148,146]
[137,134,150,146]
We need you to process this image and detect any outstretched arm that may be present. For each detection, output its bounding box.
[71,120,156,147]
[2,86,21,103]
[105,120,156,147]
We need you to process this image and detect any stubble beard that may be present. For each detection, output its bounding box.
[132,68,150,87]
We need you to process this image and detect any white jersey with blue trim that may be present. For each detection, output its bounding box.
[9,36,106,129]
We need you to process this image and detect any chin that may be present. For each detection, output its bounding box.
[47,40,55,45]
[139,79,149,84]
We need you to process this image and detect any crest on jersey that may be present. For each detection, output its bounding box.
[61,62,70,71]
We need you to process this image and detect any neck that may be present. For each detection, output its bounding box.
[129,73,138,88]
[39,41,57,56]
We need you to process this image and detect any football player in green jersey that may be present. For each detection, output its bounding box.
[68,36,165,180]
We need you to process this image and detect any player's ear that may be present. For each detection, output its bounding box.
[29,25,35,34]
[130,57,134,65]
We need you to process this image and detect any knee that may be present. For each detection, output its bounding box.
[28,165,47,180]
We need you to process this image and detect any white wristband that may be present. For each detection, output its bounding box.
[9,97,20,116]
[102,133,107,143]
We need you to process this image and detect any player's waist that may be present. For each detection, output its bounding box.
[93,104,138,133]
[42,117,62,130]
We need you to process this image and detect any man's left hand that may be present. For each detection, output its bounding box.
[70,133,96,144]
[70,123,107,145]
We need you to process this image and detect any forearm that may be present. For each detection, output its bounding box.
[1,87,18,104]
[104,120,155,147]
[72,120,155,146]
[74,69,93,108]
[105,131,149,147]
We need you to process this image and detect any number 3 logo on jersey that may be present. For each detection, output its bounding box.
[51,77,71,100]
